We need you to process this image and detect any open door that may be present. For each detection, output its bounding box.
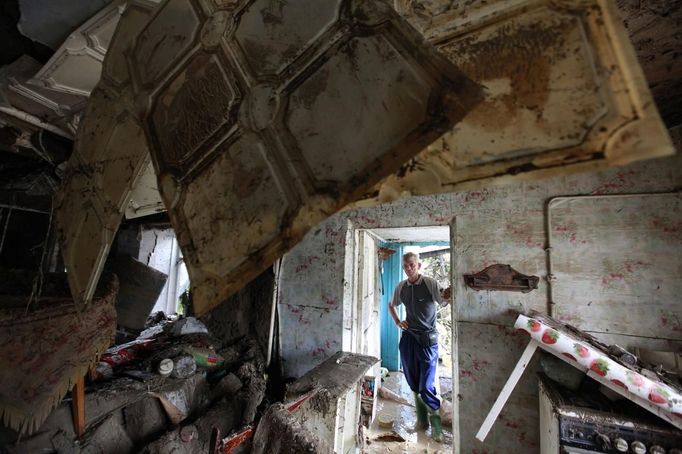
[58,0,674,315]
[351,230,380,357]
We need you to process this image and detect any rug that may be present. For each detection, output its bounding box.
[0,274,118,434]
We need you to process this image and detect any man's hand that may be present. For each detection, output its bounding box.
[396,320,409,330]
[441,287,451,303]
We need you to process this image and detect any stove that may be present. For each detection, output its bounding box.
[539,373,682,453]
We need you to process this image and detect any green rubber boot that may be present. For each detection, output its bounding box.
[428,407,443,442]
[414,393,429,430]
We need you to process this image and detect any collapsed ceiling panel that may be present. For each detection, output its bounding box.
[352,0,675,206]
[28,1,126,97]
[56,0,160,307]
[56,0,674,316]
[17,0,111,49]
[2,1,127,138]
[136,0,482,315]
[57,0,482,314]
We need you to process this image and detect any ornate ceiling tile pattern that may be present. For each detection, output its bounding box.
[56,1,160,307]
[58,0,482,313]
[57,0,673,315]
[134,0,482,315]
[352,0,675,206]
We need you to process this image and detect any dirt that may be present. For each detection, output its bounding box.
[238,360,267,424]
[251,403,331,454]
[438,16,570,131]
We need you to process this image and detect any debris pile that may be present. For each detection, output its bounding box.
[0,314,267,454]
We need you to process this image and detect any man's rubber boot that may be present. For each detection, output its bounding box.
[428,407,443,442]
[414,393,429,430]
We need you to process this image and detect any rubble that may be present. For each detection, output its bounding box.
[252,403,331,454]
[140,398,244,454]
[0,314,269,454]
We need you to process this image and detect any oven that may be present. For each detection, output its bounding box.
[539,373,682,454]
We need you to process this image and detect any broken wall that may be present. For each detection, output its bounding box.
[277,147,682,453]
[203,267,275,360]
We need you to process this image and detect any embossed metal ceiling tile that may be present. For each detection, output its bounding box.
[348,145,613,208]
[60,197,114,306]
[131,0,202,88]
[55,151,105,306]
[147,51,242,175]
[82,2,126,54]
[589,0,673,165]
[285,33,438,185]
[57,85,149,309]
[102,0,161,87]
[96,115,151,211]
[70,88,120,165]
[431,8,611,167]
[155,1,484,315]
[29,0,126,97]
[179,133,290,276]
[351,0,674,206]
[5,81,85,136]
[233,0,343,77]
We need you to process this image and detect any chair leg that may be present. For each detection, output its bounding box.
[71,375,85,438]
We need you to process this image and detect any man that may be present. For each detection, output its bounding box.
[388,252,451,441]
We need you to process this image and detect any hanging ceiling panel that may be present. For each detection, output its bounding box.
[56,0,160,307]
[351,0,674,206]
[57,0,483,314]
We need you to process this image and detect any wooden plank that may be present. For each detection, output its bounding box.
[71,374,85,438]
[475,339,538,442]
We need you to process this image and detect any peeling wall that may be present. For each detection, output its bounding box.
[278,151,682,452]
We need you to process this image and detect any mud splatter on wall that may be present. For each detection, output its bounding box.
[278,152,682,453]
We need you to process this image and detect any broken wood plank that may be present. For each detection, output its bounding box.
[475,339,538,442]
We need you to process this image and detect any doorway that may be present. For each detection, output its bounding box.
[350,225,456,450]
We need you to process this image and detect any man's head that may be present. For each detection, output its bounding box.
[402,252,421,282]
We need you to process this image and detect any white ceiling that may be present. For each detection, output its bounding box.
[367,226,450,243]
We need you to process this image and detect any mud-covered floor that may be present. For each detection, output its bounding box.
[365,371,453,453]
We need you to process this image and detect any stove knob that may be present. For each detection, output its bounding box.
[650,446,666,454]
[631,441,646,454]
[669,449,681,454]
[596,433,612,450]
[614,437,629,452]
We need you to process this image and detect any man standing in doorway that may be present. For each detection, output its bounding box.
[388,252,451,441]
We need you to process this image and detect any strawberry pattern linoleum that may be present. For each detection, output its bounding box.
[515,313,682,429]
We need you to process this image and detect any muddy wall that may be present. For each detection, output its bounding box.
[278,146,682,453]
[204,267,275,357]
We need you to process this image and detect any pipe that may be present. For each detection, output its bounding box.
[266,259,282,367]
[544,191,681,317]
[0,106,74,139]
[0,207,11,254]
[449,218,461,454]
[166,237,180,314]
[0,203,49,214]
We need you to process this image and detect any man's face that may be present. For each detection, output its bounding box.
[402,258,420,280]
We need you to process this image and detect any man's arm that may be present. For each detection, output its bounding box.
[389,282,408,330]
[389,304,408,330]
